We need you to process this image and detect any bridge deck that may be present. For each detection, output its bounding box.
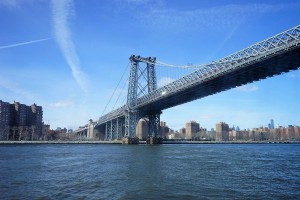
[138,46,300,114]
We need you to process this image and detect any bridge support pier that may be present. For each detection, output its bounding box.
[122,137,139,144]
[146,137,163,144]
[87,119,95,139]
[124,110,140,137]
[148,113,160,137]
[104,117,125,141]
[123,111,140,144]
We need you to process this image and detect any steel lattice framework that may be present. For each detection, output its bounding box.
[76,25,300,140]
[124,55,159,138]
[136,25,300,111]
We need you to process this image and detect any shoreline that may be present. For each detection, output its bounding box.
[0,140,299,145]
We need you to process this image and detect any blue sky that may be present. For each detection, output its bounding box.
[0,0,300,131]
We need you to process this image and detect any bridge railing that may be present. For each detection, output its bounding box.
[217,25,300,65]
[135,25,300,108]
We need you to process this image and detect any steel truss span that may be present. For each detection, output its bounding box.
[77,25,300,140]
[136,25,300,113]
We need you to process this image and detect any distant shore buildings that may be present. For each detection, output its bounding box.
[220,119,300,141]
[0,100,48,141]
[163,119,300,142]
[2,99,298,142]
[136,120,170,140]
[216,122,229,141]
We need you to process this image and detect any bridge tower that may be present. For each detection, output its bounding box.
[124,55,161,143]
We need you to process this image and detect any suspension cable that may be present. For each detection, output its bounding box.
[100,62,130,116]
[155,44,288,69]
[112,77,129,110]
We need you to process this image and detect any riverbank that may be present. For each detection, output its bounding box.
[0,141,123,144]
[0,140,299,145]
[163,140,300,144]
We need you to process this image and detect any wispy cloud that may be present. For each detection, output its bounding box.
[133,3,300,31]
[286,71,300,78]
[0,0,19,7]
[0,38,51,50]
[125,0,150,4]
[0,76,34,100]
[235,85,259,92]
[49,100,74,108]
[51,0,90,94]
[0,0,47,8]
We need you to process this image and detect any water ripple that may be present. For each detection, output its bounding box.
[0,144,299,199]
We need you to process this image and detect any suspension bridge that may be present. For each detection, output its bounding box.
[74,25,300,144]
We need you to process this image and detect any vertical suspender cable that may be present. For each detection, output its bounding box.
[101,62,130,116]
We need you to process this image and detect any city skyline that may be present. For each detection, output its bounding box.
[1,0,300,131]
[135,119,300,142]
[162,118,299,133]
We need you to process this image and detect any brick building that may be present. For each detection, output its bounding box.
[186,121,200,139]
[0,100,44,140]
[216,122,229,141]
[136,119,149,140]
[160,121,169,139]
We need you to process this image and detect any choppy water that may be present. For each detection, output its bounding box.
[0,144,299,199]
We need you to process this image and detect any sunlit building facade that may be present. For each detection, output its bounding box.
[186,121,200,139]
[216,122,229,141]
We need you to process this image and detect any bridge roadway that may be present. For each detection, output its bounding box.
[138,44,300,114]
[74,25,300,138]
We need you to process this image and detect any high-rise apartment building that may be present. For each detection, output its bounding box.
[179,128,186,134]
[186,121,200,139]
[160,121,166,127]
[285,125,295,140]
[136,120,169,139]
[136,119,149,140]
[160,121,169,138]
[294,126,300,140]
[0,100,44,140]
[28,103,43,135]
[0,100,12,140]
[216,122,229,141]
[13,102,27,126]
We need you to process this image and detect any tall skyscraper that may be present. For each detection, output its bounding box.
[270,119,274,129]
[268,119,275,129]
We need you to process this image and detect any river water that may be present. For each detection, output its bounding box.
[0,144,299,199]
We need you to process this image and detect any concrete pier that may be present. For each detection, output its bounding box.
[0,140,123,144]
[146,137,163,144]
[122,137,139,144]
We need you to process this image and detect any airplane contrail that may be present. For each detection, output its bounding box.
[0,38,51,50]
[52,0,90,94]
